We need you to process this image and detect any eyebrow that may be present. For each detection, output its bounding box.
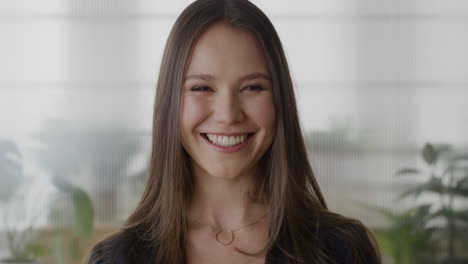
[184,72,271,82]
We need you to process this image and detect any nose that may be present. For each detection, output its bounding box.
[212,88,245,125]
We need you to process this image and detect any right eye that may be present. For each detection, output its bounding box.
[190,86,211,92]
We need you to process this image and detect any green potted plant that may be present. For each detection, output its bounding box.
[0,140,95,263]
[372,204,439,264]
[0,140,40,263]
[47,178,95,264]
[373,143,468,264]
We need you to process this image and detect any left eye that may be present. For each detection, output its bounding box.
[243,85,265,91]
[190,86,211,92]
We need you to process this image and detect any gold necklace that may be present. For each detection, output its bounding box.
[189,211,270,246]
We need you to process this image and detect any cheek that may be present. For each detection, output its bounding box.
[180,96,210,133]
[246,96,276,132]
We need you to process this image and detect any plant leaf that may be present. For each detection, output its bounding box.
[26,242,49,258]
[71,187,94,238]
[456,175,468,186]
[395,168,422,176]
[373,230,395,258]
[398,177,444,200]
[422,143,438,165]
[451,185,468,198]
[0,140,23,201]
[70,237,81,260]
[431,208,468,224]
[370,205,437,264]
[52,178,95,238]
[49,230,65,264]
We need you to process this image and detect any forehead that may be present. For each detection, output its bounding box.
[185,22,269,79]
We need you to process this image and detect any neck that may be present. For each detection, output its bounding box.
[187,166,268,229]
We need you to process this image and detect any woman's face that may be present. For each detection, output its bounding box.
[180,22,276,181]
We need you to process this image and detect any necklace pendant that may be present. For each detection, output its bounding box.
[215,230,235,246]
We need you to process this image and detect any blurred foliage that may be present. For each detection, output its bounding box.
[1,118,145,262]
[32,119,142,221]
[372,205,439,264]
[372,143,468,264]
[0,139,95,263]
[0,118,145,262]
[0,139,23,201]
[49,177,95,262]
[0,139,38,261]
[53,178,94,239]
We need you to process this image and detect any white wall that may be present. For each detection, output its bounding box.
[1,0,467,244]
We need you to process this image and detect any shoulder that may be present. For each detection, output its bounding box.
[316,221,381,264]
[87,228,156,264]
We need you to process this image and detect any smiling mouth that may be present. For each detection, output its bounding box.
[200,133,254,147]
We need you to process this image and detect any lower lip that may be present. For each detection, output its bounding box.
[200,133,254,153]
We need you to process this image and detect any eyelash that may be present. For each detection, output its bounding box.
[190,85,266,92]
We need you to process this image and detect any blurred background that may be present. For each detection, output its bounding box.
[1,0,467,263]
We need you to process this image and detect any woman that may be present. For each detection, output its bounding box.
[88,0,381,263]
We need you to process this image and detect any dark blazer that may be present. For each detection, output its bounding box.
[89,227,368,264]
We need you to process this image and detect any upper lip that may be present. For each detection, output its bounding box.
[201,132,254,136]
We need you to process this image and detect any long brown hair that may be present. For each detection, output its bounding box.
[88,0,381,263]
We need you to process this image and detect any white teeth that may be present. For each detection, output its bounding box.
[205,134,249,147]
